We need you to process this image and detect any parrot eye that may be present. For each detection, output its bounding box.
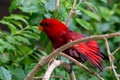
[40,22,49,27]
[45,22,49,26]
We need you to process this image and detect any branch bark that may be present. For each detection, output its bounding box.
[42,59,63,80]
[54,0,60,18]
[33,75,67,80]
[112,47,120,55]
[104,38,120,80]
[66,0,77,26]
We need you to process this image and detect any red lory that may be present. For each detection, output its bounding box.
[38,18,106,71]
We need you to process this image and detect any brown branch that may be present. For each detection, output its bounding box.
[54,0,60,18]
[105,66,117,70]
[104,38,120,80]
[33,75,67,80]
[55,0,59,11]
[66,0,77,26]
[24,57,48,80]
[60,53,104,80]
[112,47,120,55]
[25,32,120,80]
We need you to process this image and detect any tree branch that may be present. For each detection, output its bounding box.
[33,75,67,80]
[42,59,76,80]
[112,47,120,55]
[54,0,60,18]
[42,59,63,80]
[24,57,47,80]
[66,0,77,26]
[25,32,120,80]
[104,38,120,80]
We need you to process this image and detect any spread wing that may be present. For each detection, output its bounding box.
[64,31,105,71]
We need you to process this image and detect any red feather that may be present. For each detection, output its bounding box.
[39,18,106,71]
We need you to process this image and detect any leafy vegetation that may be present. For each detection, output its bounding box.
[0,0,120,80]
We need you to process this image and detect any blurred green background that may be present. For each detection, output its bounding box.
[0,0,120,80]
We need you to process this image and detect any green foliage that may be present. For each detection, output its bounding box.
[0,0,120,80]
[0,66,12,80]
[0,13,41,80]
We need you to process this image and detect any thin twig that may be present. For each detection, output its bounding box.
[25,32,120,80]
[112,47,120,55]
[66,0,77,26]
[104,38,120,80]
[55,0,59,11]
[54,0,60,18]
[105,66,117,70]
[33,75,67,80]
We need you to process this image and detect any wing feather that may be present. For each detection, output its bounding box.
[64,31,105,71]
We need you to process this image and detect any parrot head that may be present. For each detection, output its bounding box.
[38,18,68,37]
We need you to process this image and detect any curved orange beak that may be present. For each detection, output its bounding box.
[38,26,43,31]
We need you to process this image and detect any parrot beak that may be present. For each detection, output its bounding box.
[38,26,43,31]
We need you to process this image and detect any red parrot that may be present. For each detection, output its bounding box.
[38,18,106,71]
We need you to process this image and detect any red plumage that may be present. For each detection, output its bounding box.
[39,18,106,71]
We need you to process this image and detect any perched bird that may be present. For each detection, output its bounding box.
[38,18,106,71]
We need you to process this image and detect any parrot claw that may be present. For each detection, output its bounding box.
[68,62,74,73]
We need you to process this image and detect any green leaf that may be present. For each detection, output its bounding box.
[99,23,110,32]
[9,0,23,12]
[6,36,22,46]
[24,63,36,74]
[29,13,41,25]
[3,42,16,51]
[69,18,77,31]
[114,37,120,43]
[9,67,25,80]
[79,7,100,21]
[7,19,23,29]
[22,33,39,40]
[0,53,9,63]
[45,0,56,11]
[0,39,4,44]
[0,66,12,80]
[23,30,40,40]
[0,46,4,54]
[89,76,99,80]
[4,14,28,25]
[46,41,52,53]
[0,39,15,51]
[83,2,101,16]
[0,20,18,34]
[99,6,114,21]
[13,36,31,45]
[76,18,93,30]
[20,0,41,13]
[38,50,47,56]
[100,0,107,3]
